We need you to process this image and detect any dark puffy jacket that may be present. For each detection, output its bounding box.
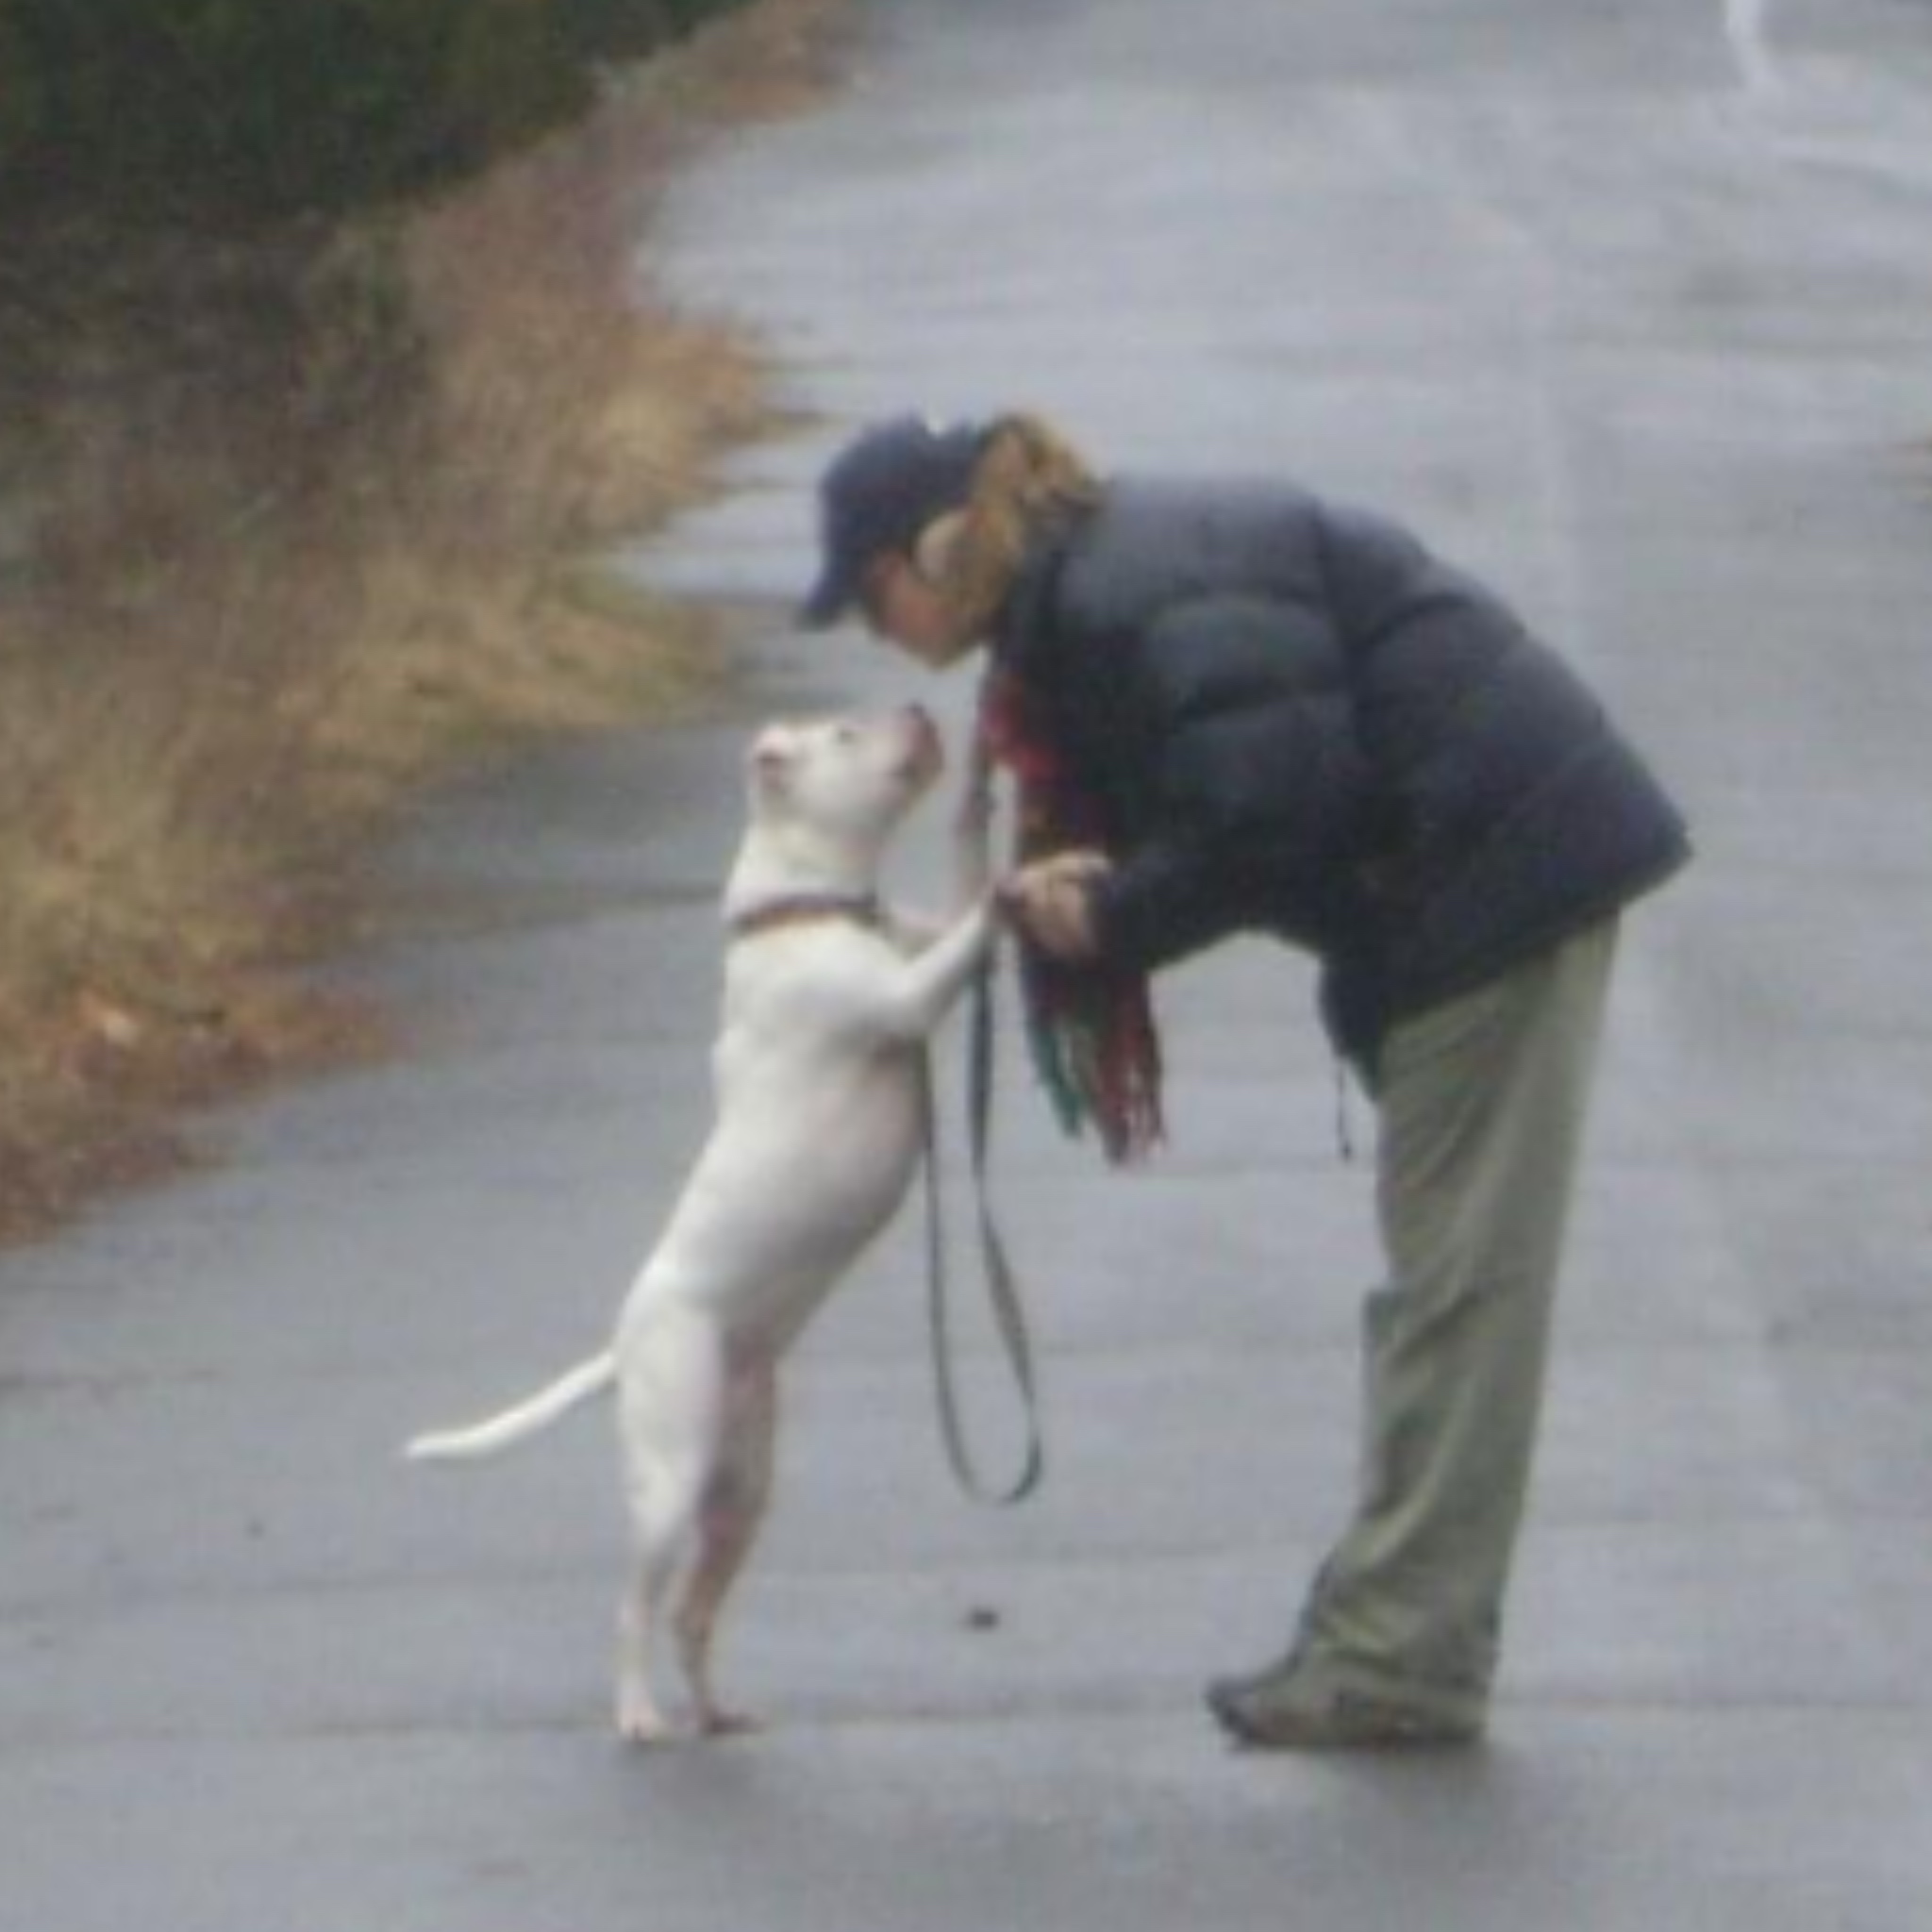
[991,477,1690,1073]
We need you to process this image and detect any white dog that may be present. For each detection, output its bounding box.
[407,705,998,1742]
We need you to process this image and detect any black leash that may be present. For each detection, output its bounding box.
[920,948,1045,1506]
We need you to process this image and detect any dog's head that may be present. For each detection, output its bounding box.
[745,707,944,850]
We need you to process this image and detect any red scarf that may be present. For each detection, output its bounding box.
[977,669,1165,1165]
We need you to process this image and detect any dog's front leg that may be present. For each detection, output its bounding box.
[875,896,1000,1042]
[881,781,996,955]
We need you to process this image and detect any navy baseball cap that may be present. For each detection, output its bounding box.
[799,415,986,627]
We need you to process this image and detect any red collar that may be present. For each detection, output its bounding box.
[727,892,883,942]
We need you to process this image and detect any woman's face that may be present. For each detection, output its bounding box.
[858,552,980,670]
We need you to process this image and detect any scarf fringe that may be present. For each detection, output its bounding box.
[984,673,1167,1167]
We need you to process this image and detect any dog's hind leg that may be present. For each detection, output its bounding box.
[613,1313,727,1744]
[615,1538,681,1744]
[676,1362,778,1737]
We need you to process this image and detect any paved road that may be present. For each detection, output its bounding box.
[6,2,1932,1926]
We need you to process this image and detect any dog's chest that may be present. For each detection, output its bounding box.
[713,927,917,1094]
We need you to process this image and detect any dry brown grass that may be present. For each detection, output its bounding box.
[0,0,850,1240]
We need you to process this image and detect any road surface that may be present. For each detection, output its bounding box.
[5,1,1932,1925]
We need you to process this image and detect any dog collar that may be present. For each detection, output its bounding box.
[727,893,885,941]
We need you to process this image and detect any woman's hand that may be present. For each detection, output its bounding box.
[1003,850,1112,964]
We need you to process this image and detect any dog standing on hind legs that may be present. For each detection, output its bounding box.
[406,705,1000,1743]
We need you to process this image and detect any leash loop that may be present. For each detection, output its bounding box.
[920,949,1045,1506]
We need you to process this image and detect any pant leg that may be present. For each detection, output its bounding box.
[1295,918,1620,1719]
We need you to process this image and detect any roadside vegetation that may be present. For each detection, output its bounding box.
[0,0,843,1239]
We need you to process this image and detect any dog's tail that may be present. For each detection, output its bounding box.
[405,1351,616,1464]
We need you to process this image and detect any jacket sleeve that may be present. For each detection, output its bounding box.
[1090,835,1244,973]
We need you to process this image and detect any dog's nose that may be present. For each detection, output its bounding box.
[897,704,941,775]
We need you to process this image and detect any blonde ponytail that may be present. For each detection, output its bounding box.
[931,413,1103,638]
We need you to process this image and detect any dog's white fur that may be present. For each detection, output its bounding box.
[407,706,997,1742]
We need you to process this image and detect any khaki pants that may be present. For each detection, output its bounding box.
[1295,919,1620,1723]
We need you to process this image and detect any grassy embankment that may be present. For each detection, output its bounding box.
[0,0,843,1240]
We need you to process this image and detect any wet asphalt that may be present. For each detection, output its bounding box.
[6,2,1932,1926]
